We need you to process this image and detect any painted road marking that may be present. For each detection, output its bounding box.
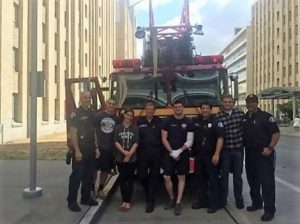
[276,176,300,193]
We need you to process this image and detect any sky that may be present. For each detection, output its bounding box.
[130,0,257,56]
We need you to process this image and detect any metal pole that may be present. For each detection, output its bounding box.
[234,79,239,106]
[292,95,296,121]
[23,0,42,198]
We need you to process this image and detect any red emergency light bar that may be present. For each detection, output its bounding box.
[194,55,224,65]
[112,59,141,69]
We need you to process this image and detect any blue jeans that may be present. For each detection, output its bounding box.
[220,149,244,206]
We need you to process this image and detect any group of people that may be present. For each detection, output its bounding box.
[66,91,280,222]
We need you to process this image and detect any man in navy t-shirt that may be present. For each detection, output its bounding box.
[161,100,194,216]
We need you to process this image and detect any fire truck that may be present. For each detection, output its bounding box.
[109,0,229,116]
[65,0,229,154]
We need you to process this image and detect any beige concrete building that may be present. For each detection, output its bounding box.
[219,27,251,109]
[249,0,300,113]
[0,0,135,143]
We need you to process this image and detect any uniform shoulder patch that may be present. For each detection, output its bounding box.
[269,116,276,123]
[218,122,224,127]
[70,112,76,119]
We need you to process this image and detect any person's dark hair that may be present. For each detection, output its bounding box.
[222,94,234,101]
[144,101,156,109]
[123,108,134,116]
[172,100,184,107]
[200,101,212,109]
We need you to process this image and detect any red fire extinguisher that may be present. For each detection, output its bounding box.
[189,156,195,173]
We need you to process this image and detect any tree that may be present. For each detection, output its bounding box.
[277,101,294,121]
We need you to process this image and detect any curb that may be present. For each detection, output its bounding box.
[78,175,119,224]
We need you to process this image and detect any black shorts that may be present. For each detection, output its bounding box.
[162,151,189,176]
[95,149,114,172]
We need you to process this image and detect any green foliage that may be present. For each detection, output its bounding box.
[277,101,294,120]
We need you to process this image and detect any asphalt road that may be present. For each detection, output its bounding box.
[96,136,300,224]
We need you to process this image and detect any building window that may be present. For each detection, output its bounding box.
[55,0,59,18]
[85,29,87,42]
[64,41,68,57]
[296,62,299,73]
[42,23,47,43]
[277,45,280,55]
[55,65,58,83]
[277,11,280,21]
[12,93,21,123]
[55,33,58,51]
[55,98,60,121]
[277,28,280,38]
[64,11,68,27]
[85,4,88,18]
[14,3,19,28]
[85,53,88,67]
[13,47,19,72]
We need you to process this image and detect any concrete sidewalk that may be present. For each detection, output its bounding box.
[279,126,300,137]
[0,160,115,224]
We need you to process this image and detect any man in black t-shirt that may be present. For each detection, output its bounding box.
[161,101,194,216]
[67,91,100,212]
[94,98,119,199]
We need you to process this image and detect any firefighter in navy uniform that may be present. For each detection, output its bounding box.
[191,101,224,213]
[137,102,163,213]
[67,91,100,212]
[242,94,280,222]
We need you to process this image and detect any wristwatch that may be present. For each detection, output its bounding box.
[268,145,274,151]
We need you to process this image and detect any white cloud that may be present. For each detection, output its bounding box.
[213,0,232,8]
[130,0,173,11]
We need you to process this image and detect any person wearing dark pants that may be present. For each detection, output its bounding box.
[67,91,100,212]
[114,109,139,211]
[191,102,224,213]
[137,102,162,213]
[68,147,95,206]
[117,162,136,205]
[217,95,245,209]
[242,94,280,222]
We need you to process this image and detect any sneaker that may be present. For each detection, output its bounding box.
[97,190,106,199]
[246,204,263,212]
[261,212,274,222]
[191,201,208,209]
[68,202,81,212]
[81,199,98,206]
[174,203,182,216]
[145,201,154,213]
[164,199,176,210]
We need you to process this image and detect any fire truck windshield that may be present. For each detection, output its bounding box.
[110,70,224,109]
[171,70,222,106]
[110,73,168,108]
